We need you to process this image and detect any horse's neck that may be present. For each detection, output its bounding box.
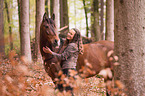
[40,39,54,56]
[46,41,53,50]
[40,39,52,49]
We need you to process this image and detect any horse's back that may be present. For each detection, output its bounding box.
[96,40,114,50]
[77,40,114,78]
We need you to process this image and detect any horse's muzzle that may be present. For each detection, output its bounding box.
[54,39,60,48]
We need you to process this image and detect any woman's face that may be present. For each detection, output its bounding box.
[66,29,76,41]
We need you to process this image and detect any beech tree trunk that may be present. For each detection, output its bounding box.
[114,0,145,95]
[90,0,100,41]
[59,0,69,38]
[50,0,59,31]
[100,0,104,40]
[105,0,114,41]
[20,0,32,62]
[35,0,45,61]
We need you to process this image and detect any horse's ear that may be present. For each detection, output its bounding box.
[43,12,48,21]
[51,13,55,20]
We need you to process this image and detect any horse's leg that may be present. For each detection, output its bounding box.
[43,63,55,81]
[50,63,60,78]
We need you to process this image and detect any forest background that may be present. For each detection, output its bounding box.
[1,0,114,58]
[0,0,144,96]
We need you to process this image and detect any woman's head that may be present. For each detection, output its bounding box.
[66,29,76,41]
[66,28,83,54]
[66,28,81,42]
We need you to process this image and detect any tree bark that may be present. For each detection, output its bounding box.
[90,0,100,41]
[35,0,45,61]
[20,0,32,62]
[105,0,114,41]
[0,0,5,56]
[114,0,145,95]
[50,0,59,31]
[59,0,69,38]
[100,0,104,40]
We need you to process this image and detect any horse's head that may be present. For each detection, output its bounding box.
[40,13,60,48]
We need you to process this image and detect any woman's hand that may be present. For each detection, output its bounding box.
[43,46,53,54]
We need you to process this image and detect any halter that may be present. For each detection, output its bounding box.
[44,55,54,62]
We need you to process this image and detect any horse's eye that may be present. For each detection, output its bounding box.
[45,26,49,28]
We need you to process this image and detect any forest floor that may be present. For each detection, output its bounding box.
[0,51,106,96]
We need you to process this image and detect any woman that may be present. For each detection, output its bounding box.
[43,28,83,93]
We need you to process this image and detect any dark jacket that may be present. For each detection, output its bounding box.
[52,42,79,69]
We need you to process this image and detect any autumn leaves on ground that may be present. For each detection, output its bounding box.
[0,50,106,96]
[0,50,126,96]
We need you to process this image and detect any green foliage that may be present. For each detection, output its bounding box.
[3,0,19,56]
[3,0,36,56]
[84,0,92,12]
[68,0,89,36]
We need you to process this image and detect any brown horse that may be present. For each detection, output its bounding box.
[40,13,114,95]
[77,40,114,78]
[40,13,61,81]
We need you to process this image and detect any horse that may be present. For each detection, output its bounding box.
[40,13,115,95]
[40,13,61,81]
[77,40,114,78]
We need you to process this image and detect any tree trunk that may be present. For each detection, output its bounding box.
[0,0,5,56]
[50,0,59,31]
[20,0,32,62]
[82,0,89,37]
[45,0,49,16]
[59,0,69,38]
[35,0,45,61]
[5,0,13,50]
[90,0,100,41]
[114,0,145,95]
[100,0,104,40]
[17,0,21,35]
[105,0,114,41]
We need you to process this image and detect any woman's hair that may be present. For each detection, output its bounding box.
[70,28,84,54]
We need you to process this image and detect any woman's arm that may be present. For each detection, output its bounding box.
[43,43,78,60]
[43,46,53,54]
